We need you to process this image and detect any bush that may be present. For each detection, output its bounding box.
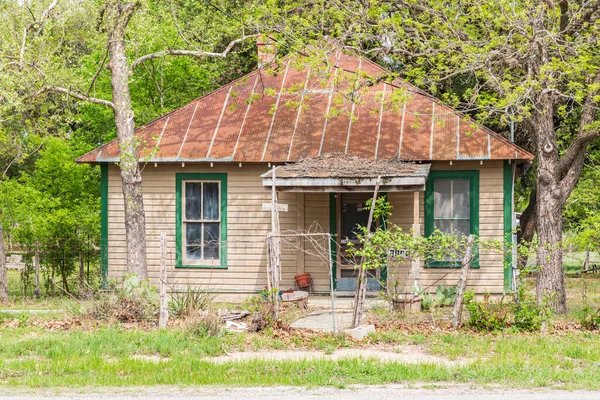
[84,275,159,323]
[184,312,221,337]
[464,290,550,332]
[169,286,215,318]
[579,306,600,330]
[464,292,511,331]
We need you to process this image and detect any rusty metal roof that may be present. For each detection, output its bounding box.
[76,50,533,164]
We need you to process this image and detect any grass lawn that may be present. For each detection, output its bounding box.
[1,271,600,389]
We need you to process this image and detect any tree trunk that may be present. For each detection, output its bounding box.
[107,4,148,280]
[0,219,9,301]
[533,105,567,314]
[535,181,567,313]
[517,188,537,269]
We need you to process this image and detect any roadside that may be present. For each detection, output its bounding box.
[1,385,599,400]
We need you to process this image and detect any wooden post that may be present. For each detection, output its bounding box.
[34,246,41,299]
[79,250,85,294]
[412,191,421,292]
[452,234,475,330]
[352,177,381,328]
[159,232,169,329]
[270,167,281,319]
[296,192,305,275]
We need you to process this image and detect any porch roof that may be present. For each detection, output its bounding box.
[261,154,431,192]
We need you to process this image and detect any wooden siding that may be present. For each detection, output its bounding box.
[106,160,506,294]
[107,163,297,291]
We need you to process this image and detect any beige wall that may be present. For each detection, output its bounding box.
[107,160,506,295]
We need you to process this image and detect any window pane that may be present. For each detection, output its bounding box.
[434,219,452,235]
[434,180,451,218]
[185,223,203,259]
[452,179,470,219]
[454,220,470,237]
[203,182,219,220]
[203,223,220,260]
[185,182,202,220]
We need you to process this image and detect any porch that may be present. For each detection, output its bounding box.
[261,154,429,294]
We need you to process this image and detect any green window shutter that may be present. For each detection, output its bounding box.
[424,170,480,269]
[176,173,228,269]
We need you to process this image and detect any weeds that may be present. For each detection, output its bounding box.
[464,290,550,332]
[79,275,159,323]
[169,286,215,318]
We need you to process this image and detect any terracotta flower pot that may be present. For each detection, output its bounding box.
[294,272,311,288]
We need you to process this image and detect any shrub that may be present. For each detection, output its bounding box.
[464,291,511,331]
[85,275,159,323]
[184,312,221,337]
[464,290,550,332]
[169,286,215,318]
[579,306,600,331]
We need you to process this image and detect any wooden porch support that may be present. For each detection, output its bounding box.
[412,191,421,292]
[296,192,305,274]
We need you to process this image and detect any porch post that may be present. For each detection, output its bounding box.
[296,192,305,274]
[412,191,421,292]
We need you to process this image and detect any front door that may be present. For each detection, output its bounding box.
[336,193,382,291]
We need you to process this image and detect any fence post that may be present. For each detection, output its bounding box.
[452,234,475,330]
[34,246,41,299]
[159,232,169,328]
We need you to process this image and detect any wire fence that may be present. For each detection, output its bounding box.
[6,237,101,298]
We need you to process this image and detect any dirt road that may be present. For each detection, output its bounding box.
[1,385,598,400]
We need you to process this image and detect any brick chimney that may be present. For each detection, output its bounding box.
[257,35,277,67]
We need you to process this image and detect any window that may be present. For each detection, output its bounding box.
[433,179,470,237]
[425,170,479,268]
[176,173,227,268]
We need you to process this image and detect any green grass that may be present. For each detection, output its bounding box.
[2,324,600,388]
[3,271,600,388]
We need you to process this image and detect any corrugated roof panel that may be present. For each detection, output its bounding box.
[376,89,403,160]
[233,69,284,161]
[401,96,433,160]
[287,92,330,160]
[431,103,458,160]
[178,89,229,160]
[346,87,381,159]
[154,101,197,159]
[206,75,257,160]
[76,47,534,164]
[458,116,487,159]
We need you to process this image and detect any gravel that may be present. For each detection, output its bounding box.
[1,385,598,400]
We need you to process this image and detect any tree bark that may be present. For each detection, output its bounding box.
[517,188,537,269]
[106,2,148,280]
[532,102,567,314]
[0,218,9,301]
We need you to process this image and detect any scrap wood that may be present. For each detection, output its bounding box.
[219,310,250,322]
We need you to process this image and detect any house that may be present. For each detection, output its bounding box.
[77,43,533,299]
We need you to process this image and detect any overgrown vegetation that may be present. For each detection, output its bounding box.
[464,288,550,332]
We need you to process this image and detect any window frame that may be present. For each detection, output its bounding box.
[176,173,227,269]
[424,170,479,269]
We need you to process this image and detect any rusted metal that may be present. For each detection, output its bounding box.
[76,51,534,164]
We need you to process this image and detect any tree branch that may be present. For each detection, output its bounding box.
[557,69,600,178]
[19,0,60,69]
[33,86,115,110]
[130,34,258,70]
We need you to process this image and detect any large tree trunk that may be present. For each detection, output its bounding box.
[533,104,567,314]
[535,181,567,313]
[0,218,9,301]
[106,3,148,280]
[517,188,536,269]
